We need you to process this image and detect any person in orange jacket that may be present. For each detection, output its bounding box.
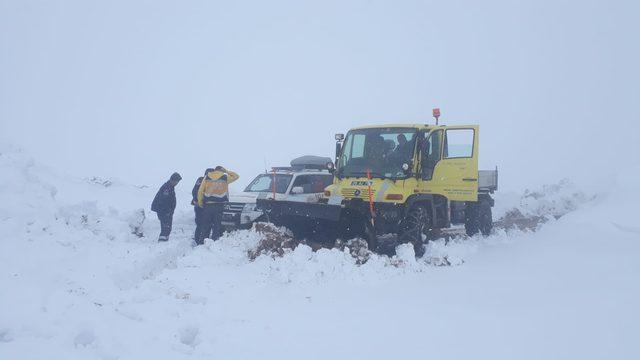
[195,166,239,244]
[191,169,212,241]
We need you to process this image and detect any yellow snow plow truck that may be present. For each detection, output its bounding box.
[257,117,497,254]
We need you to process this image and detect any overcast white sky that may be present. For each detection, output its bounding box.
[1,0,639,192]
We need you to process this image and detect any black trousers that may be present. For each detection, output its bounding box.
[197,203,224,244]
[194,206,204,242]
[157,212,173,241]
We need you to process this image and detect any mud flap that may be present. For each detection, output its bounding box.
[364,217,378,252]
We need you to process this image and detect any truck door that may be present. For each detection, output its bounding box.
[439,126,479,201]
[420,126,479,202]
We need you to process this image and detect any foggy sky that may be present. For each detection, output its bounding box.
[1,0,639,193]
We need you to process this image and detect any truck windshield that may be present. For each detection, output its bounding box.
[244,174,292,193]
[338,127,417,179]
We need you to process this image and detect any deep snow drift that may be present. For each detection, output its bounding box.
[1,144,639,360]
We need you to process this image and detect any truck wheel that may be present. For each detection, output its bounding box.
[337,212,377,251]
[479,201,493,236]
[399,205,429,256]
[465,202,480,236]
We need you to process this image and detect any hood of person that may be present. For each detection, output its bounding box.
[205,170,227,180]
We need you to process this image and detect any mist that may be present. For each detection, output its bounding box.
[2,0,639,193]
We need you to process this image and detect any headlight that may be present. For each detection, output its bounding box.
[244,203,257,211]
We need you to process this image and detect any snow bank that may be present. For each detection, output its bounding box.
[494,179,594,219]
[492,179,595,231]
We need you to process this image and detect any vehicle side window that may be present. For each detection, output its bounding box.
[444,129,474,158]
[291,175,311,194]
[317,175,334,191]
[244,174,292,193]
[421,130,443,180]
[291,175,333,194]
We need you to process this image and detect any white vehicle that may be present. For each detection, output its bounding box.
[222,156,334,229]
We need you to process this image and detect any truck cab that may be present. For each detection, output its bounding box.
[222,156,334,229]
[325,124,496,235]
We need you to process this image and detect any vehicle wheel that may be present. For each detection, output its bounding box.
[465,202,480,236]
[399,205,429,256]
[336,212,377,251]
[479,201,493,236]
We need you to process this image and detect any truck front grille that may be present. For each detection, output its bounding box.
[224,202,246,213]
[341,188,377,200]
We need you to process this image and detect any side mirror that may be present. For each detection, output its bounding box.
[326,161,335,174]
[402,162,412,175]
[291,186,304,195]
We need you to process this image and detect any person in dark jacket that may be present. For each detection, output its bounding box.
[196,166,239,244]
[191,169,213,241]
[151,172,182,241]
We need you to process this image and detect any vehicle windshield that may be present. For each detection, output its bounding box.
[244,174,292,193]
[337,127,417,179]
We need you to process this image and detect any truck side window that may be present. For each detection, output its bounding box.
[444,129,474,158]
[421,130,443,180]
[352,134,366,158]
[340,134,365,167]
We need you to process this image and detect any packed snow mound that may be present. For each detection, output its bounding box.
[247,222,299,260]
[0,145,58,220]
[0,145,181,242]
[510,179,593,215]
[84,176,149,189]
[492,179,595,231]
[246,223,374,265]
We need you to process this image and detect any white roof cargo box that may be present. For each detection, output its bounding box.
[289,155,332,170]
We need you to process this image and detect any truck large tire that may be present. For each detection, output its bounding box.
[466,199,493,236]
[399,205,429,256]
[464,202,480,236]
[337,211,377,251]
[479,201,493,236]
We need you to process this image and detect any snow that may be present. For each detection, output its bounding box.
[1,145,639,360]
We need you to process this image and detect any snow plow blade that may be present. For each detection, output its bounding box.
[256,199,341,222]
[256,198,378,250]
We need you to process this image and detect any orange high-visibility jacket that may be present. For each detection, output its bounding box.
[197,169,239,206]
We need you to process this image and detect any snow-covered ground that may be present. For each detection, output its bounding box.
[1,144,639,359]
